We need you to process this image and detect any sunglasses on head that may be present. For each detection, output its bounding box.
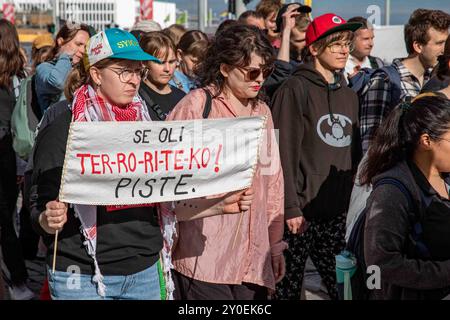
[237,65,274,81]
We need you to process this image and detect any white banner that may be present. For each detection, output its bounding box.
[59,116,267,205]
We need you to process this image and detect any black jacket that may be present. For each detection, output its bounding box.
[271,62,361,221]
[365,161,450,299]
[30,107,163,275]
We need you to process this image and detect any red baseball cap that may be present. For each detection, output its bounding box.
[305,13,362,47]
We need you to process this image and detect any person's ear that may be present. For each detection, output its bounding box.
[220,63,231,78]
[309,44,319,57]
[177,49,183,61]
[56,37,64,47]
[413,40,424,55]
[418,133,433,150]
[89,67,102,87]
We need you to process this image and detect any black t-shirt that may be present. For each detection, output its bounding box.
[30,108,163,275]
[139,82,185,120]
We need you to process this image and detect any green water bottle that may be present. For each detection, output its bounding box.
[335,250,357,300]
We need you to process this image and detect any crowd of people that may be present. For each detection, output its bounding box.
[1,0,450,300]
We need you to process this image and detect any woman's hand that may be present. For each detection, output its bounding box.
[281,4,301,34]
[222,188,255,214]
[39,200,68,234]
[272,254,286,283]
[286,216,308,235]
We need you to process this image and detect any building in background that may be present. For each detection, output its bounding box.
[0,0,176,31]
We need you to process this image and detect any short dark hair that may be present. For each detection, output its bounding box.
[347,16,371,29]
[238,10,264,23]
[215,19,240,36]
[404,9,450,55]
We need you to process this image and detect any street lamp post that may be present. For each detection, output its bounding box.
[198,0,206,31]
[52,0,60,32]
[385,0,391,26]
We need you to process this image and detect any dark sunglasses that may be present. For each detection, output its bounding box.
[237,66,274,81]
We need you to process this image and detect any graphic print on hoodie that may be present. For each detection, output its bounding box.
[271,62,361,222]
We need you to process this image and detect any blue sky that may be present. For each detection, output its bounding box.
[167,0,450,25]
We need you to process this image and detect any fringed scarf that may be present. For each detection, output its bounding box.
[71,84,158,297]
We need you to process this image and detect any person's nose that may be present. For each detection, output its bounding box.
[255,70,264,84]
[163,62,171,72]
[129,72,141,85]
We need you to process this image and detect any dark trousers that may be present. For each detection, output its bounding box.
[0,144,28,285]
[173,270,268,300]
[275,213,347,300]
[19,174,39,260]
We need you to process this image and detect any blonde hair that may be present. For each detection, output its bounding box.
[163,24,187,47]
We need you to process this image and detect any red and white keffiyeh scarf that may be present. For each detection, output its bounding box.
[70,84,152,297]
[72,84,151,122]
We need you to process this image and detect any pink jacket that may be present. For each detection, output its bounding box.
[165,88,286,290]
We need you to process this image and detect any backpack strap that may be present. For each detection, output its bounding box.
[368,56,384,69]
[378,65,402,107]
[138,87,167,121]
[373,177,431,259]
[202,88,212,119]
[30,74,43,121]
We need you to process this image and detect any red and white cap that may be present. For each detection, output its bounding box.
[305,13,362,47]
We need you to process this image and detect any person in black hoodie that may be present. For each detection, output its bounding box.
[271,14,362,300]
[360,93,450,300]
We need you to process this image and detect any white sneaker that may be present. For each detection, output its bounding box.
[9,284,34,300]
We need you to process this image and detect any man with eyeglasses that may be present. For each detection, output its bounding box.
[271,13,362,301]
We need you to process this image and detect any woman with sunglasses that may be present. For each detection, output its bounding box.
[138,32,185,121]
[164,24,286,300]
[271,14,362,300]
[361,93,450,300]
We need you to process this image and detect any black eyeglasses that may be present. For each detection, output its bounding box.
[107,67,149,83]
[236,66,274,81]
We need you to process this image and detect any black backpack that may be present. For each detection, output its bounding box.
[341,177,431,300]
[138,87,213,120]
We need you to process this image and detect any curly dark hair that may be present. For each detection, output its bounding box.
[196,24,275,101]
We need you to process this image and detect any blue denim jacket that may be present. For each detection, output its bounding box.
[169,70,195,93]
[35,53,72,114]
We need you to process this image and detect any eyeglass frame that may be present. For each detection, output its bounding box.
[327,41,355,54]
[106,66,149,83]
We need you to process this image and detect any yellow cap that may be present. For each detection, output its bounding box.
[32,34,54,50]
